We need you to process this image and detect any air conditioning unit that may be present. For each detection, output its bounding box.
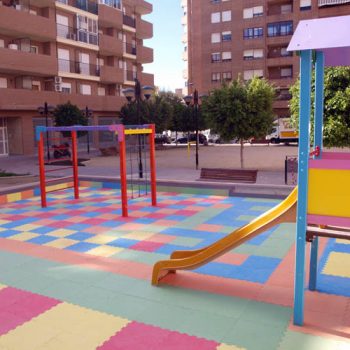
[54,76,62,84]
[55,83,62,92]
[8,44,18,50]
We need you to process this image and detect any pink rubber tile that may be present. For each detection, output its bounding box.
[82,226,108,234]
[3,215,28,221]
[156,208,179,215]
[117,223,147,231]
[148,233,176,243]
[146,213,168,219]
[211,204,233,209]
[257,285,293,307]
[98,214,118,220]
[33,219,56,226]
[152,219,178,227]
[175,210,197,216]
[0,287,60,336]
[48,221,74,228]
[65,216,89,223]
[98,321,219,350]
[130,241,164,252]
[129,211,150,218]
[81,218,106,226]
[215,252,248,265]
[304,291,349,316]
[196,224,224,233]
[176,200,197,206]
[185,205,205,211]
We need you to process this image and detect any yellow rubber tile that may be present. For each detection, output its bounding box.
[47,229,77,238]
[0,303,129,350]
[85,235,116,245]
[217,344,246,350]
[86,245,123,257]
[6,193,22,202]
[123,231,155,240]
[10,232,40,242]
[14,224,42,232]
[45,238,78,249]
[323,252,350,278]
[336,238,350,245]
[0,227,7,232]
[0,283,7,290]
[0,219,10,225]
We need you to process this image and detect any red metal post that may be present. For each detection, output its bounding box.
[149,124,157,207]
[119,126,128,217]
[38,133,47,208]
[71,130,79,199]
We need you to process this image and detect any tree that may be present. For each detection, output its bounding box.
[290,67,350,147]
[54,101,87,138]
[202,77,275,168]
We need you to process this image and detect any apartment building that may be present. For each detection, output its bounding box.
[182,0,350,120]
[0,0,153,156]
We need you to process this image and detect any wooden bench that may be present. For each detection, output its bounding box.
[200,168,258,183]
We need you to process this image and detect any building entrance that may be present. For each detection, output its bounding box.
[0,118,8,156]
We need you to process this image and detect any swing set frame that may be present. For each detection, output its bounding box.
[36,124,157,217]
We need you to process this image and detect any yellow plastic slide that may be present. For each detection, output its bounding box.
[152,187,297,285]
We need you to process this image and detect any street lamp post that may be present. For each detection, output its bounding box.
[37,102,54,161]
[184,89,200,170]
[123,79,154,179]
[81,106,93,154]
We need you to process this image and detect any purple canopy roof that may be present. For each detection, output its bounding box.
[287,15,350,66]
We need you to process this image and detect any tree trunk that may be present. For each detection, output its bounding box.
[240,139,244,169]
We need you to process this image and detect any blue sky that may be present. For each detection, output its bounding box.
[144,0,184,92]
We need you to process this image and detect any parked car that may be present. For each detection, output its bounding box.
[155,134,171,144]
[175,134,208,145]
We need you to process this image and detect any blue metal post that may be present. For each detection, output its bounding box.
[294,49,312,326]
[309,51,325,292]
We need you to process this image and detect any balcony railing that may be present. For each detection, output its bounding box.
[57,23,98,46]
[56,0,98,14]
[124,42,136,55]
[58,58,100,76]
[99,0,121,9]
[123,14,136,28]
[125,70,136,81]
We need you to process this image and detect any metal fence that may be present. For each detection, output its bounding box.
[285,155,298,185]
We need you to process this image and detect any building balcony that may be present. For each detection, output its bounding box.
[99,34,123,56]
[124,42,137,56]
[100,65,124,84]
[140,72,154,86]
[136,18,152,39]
[138,46,153,64]
[0,88,125,112]
[123,14,136,28]
[98,4,123,29]
[267,55,295,66]
[0,5,56,41]
[273,99,290,109]
[58,58,100,79]
[0,47,57,76]
[123,0,152,15]
[55,0,98,15]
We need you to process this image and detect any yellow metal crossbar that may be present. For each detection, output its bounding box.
[115,128,152,135]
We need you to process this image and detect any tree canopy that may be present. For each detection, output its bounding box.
[53,101,87,138]
[202,77,275,168]
[290,67,350,147]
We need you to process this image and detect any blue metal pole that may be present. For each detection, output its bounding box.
[309,51,325,292]
[294,49,312,326]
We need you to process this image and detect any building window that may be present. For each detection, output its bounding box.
[243,49,263,60]
[222,10,231,22]
[300,0,311,10]
[61,82,71,94]
[211,33,221,43]
[222,31,231,41]
[98,87,106,96]
[281,4,292,14]
[281,67,293,78]
[211,0,221,3]
[267,21,293,37]
[77,15,98,45]
[0,77,7,88]
[243,6,263,19]
[222,51,232,62]
[211,12,220,23]
[80,84,91,95]
[222,72,232,81]
[211,52,221,63]
[243,69,263,80]
[243,27,263,39]
[281,47,292,57]
[211,72,220,82]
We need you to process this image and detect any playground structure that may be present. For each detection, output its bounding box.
[152,15,350,326]
[36,124,157,217]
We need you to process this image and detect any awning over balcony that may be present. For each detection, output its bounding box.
[318,0,350,6]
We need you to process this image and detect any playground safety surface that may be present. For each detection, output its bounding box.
[0,184,349,349]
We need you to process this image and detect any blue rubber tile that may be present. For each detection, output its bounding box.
[155,244,192,255]
[27,235,57,245]
[100,221,124,227]
[134,218,157,224]
[166,215,188,222]
[0,230,22,238]
[66,232,95,241]
[2,218,38,228]
[32,226,57,234]
[167,205,188,209]
[50,215,71,221]
[107,238,140,248]
[81,212,102,218]
[139,207,160,213]
[243,256,281,270]
[247,229,274,246]
[162,227,225,240]
[65,242,99,253]
[65,224,92,231]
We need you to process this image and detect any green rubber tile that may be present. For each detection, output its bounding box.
[253,244,291,259]
[222,319,287,350]
[221,225,239,234]
[233,244,259,255]
[277,330,349,350]
[111,249,168,265]
[237,215,257,222]
[171,236,203,247]
[40,279,86,301]
[250,205,274,212]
